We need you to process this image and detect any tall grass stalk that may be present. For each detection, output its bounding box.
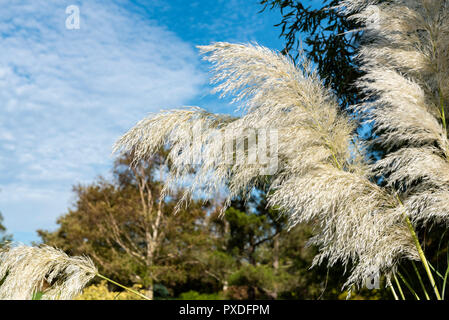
[405,216,441,300]
[395,193,439,299]
[397,272,420,300]
[393,274,405,300]
[411,261,430,300]
[389,283,399,300]
[95,274,150,300]
[442,265,449,299]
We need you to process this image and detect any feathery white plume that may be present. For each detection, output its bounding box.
[345,0,449,226]
[0,244,97,300]
[114,42,419,289]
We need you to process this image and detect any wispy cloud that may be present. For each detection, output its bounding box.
[0,0,205,241]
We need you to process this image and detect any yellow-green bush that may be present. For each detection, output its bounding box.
[75,281,146,300]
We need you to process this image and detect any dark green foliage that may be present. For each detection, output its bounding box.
[178,290,224,300]
[260,0,364,108]
[0,212,12,246]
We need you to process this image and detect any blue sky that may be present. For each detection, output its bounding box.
[0,0,288,243]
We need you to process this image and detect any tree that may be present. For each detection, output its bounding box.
[222,193,286,299]
[39,152,213,299]
[0,212,12,246]
[203,189,368,300]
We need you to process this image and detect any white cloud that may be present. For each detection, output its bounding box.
[0,0,205,242]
